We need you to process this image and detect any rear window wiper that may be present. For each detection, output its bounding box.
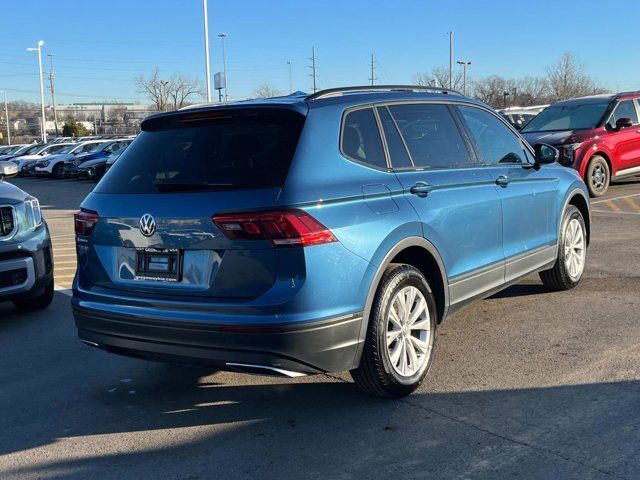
[152,181,235,192]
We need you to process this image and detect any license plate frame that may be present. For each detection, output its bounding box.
[135,248,182,282]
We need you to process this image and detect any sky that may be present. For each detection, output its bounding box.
[1,0,638,105]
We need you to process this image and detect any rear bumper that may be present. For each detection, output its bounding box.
[74,305,363,375]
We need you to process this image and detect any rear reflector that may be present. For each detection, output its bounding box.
[74,210,99,236]
[213,209,337,247]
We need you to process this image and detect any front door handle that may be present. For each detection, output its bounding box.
[410,181,433,197]
[495,175,510,188]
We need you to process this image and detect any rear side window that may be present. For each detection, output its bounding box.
[458,105,527,165]
[341,108,387,169]
[97,108,305,194]
[387,104,471,168]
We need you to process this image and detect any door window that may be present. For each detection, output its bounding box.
[387,104,471,168]
[458,105,528,165]
[341,108,387,169]
[376,106,413,168]
[607,100,639,128]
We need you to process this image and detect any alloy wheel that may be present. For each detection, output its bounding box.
[591,164,606,192]
[564,218,586,281]
[386,286,433,377]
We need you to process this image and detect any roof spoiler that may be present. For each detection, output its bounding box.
[306,85,462,101]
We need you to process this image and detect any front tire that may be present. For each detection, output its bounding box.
[351,264,437,398]
[586,155,610,197]
[540,205,587,291]
[13,280,54,312]
[52,163,64,179]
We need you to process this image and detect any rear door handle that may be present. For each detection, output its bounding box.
[410,181,433,197]
[495,175,510,188]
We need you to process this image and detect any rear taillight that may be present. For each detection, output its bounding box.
[74,210,99,236]
[213,209,337,247]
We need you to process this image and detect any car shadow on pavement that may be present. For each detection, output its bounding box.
[2,358,640,480]
[489,282,550,299]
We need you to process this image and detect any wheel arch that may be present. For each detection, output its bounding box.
[583,150,613,178]
[563,188,591,245]
[353,236,449,370]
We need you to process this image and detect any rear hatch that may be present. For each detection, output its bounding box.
[78,106,307,299]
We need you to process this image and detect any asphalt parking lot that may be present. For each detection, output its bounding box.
[1,176,639,480]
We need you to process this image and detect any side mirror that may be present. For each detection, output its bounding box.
[533,143,559,169]
[0,161,19,179]
[616,117,633,130]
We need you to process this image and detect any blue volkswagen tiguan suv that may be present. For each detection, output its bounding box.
[72,86,590,397]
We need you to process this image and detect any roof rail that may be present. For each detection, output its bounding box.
[306,85,463,101]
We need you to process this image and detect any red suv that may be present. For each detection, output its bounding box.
[522,92,640,196]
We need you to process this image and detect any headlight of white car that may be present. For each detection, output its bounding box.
[23,197,43,229]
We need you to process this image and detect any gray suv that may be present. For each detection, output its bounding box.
[0,164,54,311]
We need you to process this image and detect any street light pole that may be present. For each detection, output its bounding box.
[27,40,47,143]
[0,91,10,144]
[202,0,212,102]
[287,60,293,94]
[218,33,228,102]
[47,53,59,136]
[456,61,471,95]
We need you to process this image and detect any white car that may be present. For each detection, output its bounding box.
[11,143,75,174]
[34,140,109,178]
[0,144,33,161]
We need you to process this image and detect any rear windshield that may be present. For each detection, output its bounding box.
[97,108,305,194]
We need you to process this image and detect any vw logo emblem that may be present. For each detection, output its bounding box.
[139,214,156,237]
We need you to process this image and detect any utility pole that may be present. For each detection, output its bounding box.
[27,40,46,143]
[456,60,471,95]
[309,47,317,93]
[287,60,293,94]
[46,53,59,136]
[202,0,212,102]
[1,91,10,144]
[447,31,454,89]
[218,33,228,101]
[369,54,376,86]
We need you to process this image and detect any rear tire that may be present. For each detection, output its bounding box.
[351,264,437,398]
[540,205,587,291]
[585,155,609,197]
[13,280,54,312]
[52,163,64,179]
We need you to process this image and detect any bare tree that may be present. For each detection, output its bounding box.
[254,83,281,98]
[135,68,201,112]
[168,73,202,110]
[413,67,465,91]
[514,76,550,106]
[545,53,605,102]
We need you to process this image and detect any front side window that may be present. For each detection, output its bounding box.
[458,105,527,165]
[387,103,471,168]
[607,100,639,128]
[341,108,387,169]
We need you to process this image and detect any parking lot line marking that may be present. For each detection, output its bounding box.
[592,209,640,216]
[604,200,623,212]
[53,253,77,258]
[54,260,77,265]
[54,286,72,297]
[591,192,640,204]
[622,196,640,212]
[55,267,77,273]
[53,247,77,251]
[51,233,76,239]
[55,274,76,279]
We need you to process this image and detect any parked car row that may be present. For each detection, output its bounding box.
[0,135,135,181]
